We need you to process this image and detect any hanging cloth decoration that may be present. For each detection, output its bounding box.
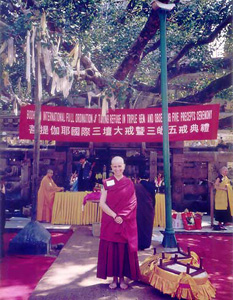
[50,35,74,98]
[0,41,7,55]
[37,42,42,101]
[101,95,109,117]
[70,42,79,67]
[26,30,31,93]
[77,46,81,77]
[61,67,74,98]
[31,26,36,78]
[41,11,47,35]
[7,37,14,66]
[2,71,10,87]
[109,88,117,109]
[42,46,53,81]
[87,91,101,108]
[69,42,81,78]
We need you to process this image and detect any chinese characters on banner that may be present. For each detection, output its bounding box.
[19,104,220,142]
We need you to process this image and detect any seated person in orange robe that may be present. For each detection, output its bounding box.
[37,169,64,223]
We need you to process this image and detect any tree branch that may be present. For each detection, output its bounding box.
[117,0,142,24]
[167,15,232,70]
[114,1,169,81]
[167,57,232,80]
[142,40,160,59]
[131,80,160,93]
[78,55,107,88]
[219,115,233,129]
[170,72,233,106]
[132,57,232,94]
[42,94,63,105]
[0,20,10,28]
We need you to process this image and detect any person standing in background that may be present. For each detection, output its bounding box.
[214,166,233,229]
[70,171,78,191]
[155,172,165,194]
[76,154,92,191]
[89,161,97,191]
[37,169,64,223]
[135,176,156,250]
[97,156,140,290]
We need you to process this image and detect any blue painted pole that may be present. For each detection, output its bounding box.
[159,9,177,248]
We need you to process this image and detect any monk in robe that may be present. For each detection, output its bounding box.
[135,177,155,250]
[97,156,140,290]
[37,169,64,223]
[214,166,233,229]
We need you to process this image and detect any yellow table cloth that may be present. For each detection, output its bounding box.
[154,193,166,228]
[52,191,165,227]
[52,191,102,225]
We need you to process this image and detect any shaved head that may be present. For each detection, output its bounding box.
[111,156,125,178]
[47,169,54,178]
[111,156,124,165]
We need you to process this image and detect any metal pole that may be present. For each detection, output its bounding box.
[159,9,177,248]
[31,42,42,221]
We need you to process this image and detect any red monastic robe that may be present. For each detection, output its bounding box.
[100,175,138,252]
[37,175,61,222]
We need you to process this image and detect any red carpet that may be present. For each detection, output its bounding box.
[1,232,232,300]
[0,230,73,300]
[176,233,233,300]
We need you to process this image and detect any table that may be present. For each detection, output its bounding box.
[52,191,165,227]
[153,193,166,228]
[52,192,102,225]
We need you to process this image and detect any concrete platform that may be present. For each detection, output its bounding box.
[5,217,71,232]
[155,214,233,235]
[5,215,233,234]
[29,226,172,300]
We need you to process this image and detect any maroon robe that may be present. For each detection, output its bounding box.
[100,176,138,252]
[97,176,140,280]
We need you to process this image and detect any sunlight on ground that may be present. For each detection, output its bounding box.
[72,245,84,249]
[39,263,97,288]
[0,285,32,299]
[79,276,100,286]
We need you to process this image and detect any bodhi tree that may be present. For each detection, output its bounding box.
[0,0,232,228]
[0,0,232,114]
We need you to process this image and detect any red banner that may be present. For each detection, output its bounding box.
[19,104,220,142]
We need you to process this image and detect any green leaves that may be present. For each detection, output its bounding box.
[0,0,231,109]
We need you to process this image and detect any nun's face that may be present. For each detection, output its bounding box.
[111,160,125,177]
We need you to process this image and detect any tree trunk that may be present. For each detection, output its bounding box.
[114,2,169,80]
